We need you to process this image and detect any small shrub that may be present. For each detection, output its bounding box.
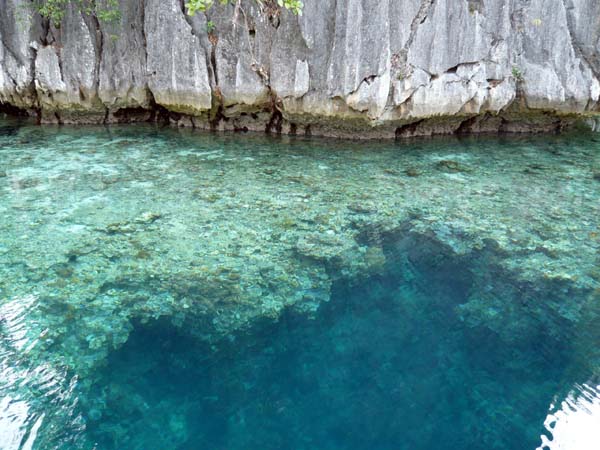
[512,66,524,82]
[206,20,216,33]
[186,0,303,16]
[32,0,121,26]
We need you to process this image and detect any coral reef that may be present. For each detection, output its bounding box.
[0,120,598,448]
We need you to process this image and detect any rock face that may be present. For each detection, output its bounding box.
[1,0,600,137]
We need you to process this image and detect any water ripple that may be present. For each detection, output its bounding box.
[0,296,84,450]
[539,382,600,450]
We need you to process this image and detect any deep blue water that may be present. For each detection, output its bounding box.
[0,120,598,449]
[84,237,597,450]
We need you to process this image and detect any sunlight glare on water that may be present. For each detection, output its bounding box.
[538,383,600,450]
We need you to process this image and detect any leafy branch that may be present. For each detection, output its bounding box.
[32,0,121,26]
[31,0,303,27]
[185,0,303,16]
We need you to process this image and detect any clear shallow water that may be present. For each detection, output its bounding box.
[0,119,599,449]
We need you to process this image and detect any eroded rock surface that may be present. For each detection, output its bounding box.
[1,0,600,136]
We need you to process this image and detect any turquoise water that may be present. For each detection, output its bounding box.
[0,119,599,449]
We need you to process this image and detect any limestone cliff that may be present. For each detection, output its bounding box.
[1,0,600,137]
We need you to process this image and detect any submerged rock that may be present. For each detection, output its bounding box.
[436,159,471,173]
[0,124,598,445]
[134,212,162,224]
[404,167,421,177]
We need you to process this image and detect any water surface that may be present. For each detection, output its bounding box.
[0,119,598,449]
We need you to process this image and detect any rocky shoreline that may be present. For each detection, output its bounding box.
[2,0,600,138]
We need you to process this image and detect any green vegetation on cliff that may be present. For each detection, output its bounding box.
[186,0,303,16]
[31,0,302,26]
[32,0,120,24]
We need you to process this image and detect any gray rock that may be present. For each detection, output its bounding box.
[1,0,600,136]
[145,0,211,114]
[0,0,38,111]
[99,0,150,111]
